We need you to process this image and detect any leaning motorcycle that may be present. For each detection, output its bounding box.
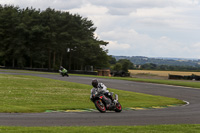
[59,70,69,77]
[92,92,122,113]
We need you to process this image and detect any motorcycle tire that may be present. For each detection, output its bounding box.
[94,100,106,113]
[115,102,122,112]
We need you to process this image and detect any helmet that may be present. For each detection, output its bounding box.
[92,79,98,88]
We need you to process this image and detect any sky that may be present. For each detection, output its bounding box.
[1,0,200,59]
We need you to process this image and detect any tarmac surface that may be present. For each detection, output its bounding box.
[0,71,200,126]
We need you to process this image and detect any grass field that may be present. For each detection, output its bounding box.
[0,124,200,133]
[129,70,200,77]
[0,73,184,113]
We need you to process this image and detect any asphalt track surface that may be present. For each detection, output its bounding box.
[1,71,200,126]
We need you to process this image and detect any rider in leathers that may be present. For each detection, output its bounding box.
[59,66,69,77]
[90,79,115,110]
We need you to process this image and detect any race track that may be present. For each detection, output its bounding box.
[1,71,200,126]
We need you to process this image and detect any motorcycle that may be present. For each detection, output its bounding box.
[92,92,122,113]
[59,70,69,77]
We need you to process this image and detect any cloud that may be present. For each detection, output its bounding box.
[0,0,86,10]
[104,29,200,58]
[106,41,131,50]
[130,7,182,18]
[89,0,200,15]
[130,6,200,29]
[193,42,200,48]
[68,3,108,16]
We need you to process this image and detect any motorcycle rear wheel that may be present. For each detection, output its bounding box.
[94,100,106,113]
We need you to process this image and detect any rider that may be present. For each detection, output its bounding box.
[90,79,116,109]
[59,66,69,77]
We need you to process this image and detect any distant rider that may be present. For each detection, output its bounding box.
[59,66,69,77]
[90,79,116,109]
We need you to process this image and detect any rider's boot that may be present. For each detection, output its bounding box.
[106,103,115,110]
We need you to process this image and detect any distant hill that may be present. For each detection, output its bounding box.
[113,56,200,67]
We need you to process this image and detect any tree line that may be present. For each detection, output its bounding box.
[110,56,200,72]
[0,5,109,70]
[139,63,200,71]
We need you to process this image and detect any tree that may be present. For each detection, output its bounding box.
[117,59,134,72]
[113,63,122,72]
[108,55,117,64]
[0,5,20,67]
[141,63,157,70]
[0,5,110,70]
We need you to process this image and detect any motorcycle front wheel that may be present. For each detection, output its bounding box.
[94,100,106,113]
[115,102,122,112]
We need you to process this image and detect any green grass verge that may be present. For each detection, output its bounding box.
[0,68,56,75]
[0,74,183,113]
[0,124,200,133]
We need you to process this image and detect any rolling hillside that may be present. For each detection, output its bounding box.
[113,56,200,67]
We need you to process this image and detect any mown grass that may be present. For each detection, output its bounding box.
[0,124,200,133]
[0,74,183,113]
[0,68,57,75]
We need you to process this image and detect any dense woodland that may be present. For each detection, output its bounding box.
[0,5,109,70]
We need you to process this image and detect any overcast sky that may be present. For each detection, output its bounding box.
[1,0,200,59]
